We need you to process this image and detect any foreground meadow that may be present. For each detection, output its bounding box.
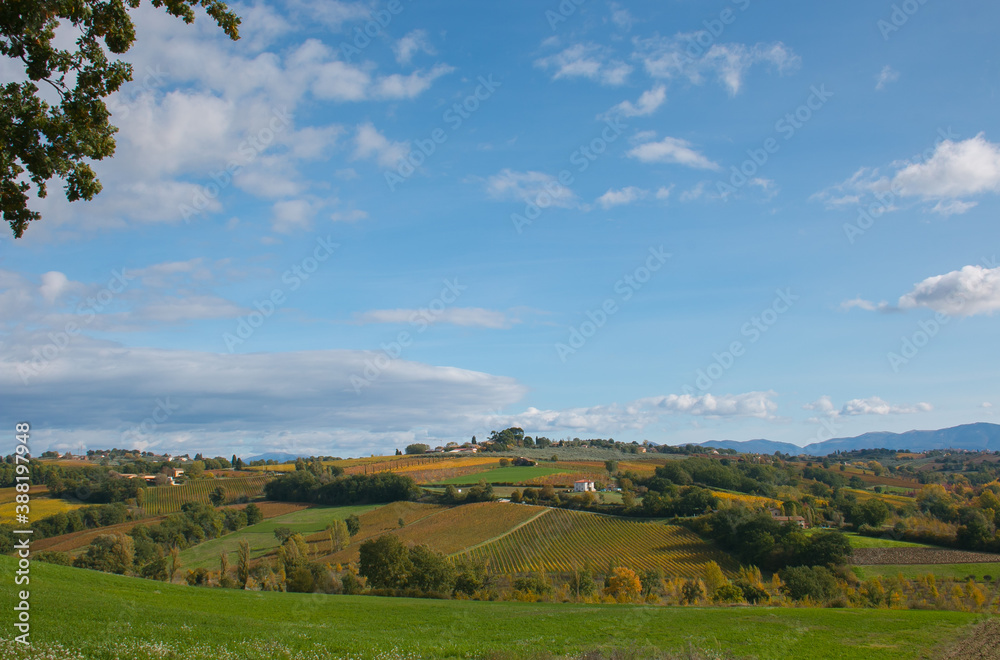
[0,556,989,659]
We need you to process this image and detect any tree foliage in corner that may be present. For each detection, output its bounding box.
[1,0,240,238]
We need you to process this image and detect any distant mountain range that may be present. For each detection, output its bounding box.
[692,423,1000,456]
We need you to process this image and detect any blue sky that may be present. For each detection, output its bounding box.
[3,0,999,458]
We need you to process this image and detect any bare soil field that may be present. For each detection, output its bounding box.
[853,547,1000,565]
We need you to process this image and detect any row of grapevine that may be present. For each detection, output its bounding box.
[459,507,734,577]
[713,491,783,509]
[140,475,271,516]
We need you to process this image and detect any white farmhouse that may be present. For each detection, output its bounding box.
[573,479,595,493]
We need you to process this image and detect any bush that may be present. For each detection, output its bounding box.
[186,567,210,586]
[34,551,71,566]
[713,584,745,604]
[513,573,551,595]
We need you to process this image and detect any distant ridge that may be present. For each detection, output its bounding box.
[245,451,304,462]
[692,423,1000,456]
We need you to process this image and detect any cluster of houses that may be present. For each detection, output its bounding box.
[120,468,185,486]
[424,445,479,454]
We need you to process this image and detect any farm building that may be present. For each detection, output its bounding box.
[574,480,596,492]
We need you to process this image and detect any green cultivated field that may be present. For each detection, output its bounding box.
[434,465,569,485]
[178,504,379,570]
[0,557,986,659]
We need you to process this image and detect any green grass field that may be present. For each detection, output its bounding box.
[434,466,570,485]
[178,504,379,571]
[854,563,1000,581]
[843,533,934,549]
[0,556,985,659]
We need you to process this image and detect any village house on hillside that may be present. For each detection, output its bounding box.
[769,508,808,528]
[574,479,596,493]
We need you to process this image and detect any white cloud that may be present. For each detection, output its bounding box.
[804,395,837,416]
[535,43,632,86]
[982,402,993,409]
[897,265,1000,317]
[875,65,899,91]
[353,307,515,329]
[39,272,77,304]
[628,136,720,171]
[330,209,368,223]
[634,37,800,95]
[490,391,778,436]
[286,0,370,30]
[840,297,884,312]
[813,135,1000,214]
[16,4,454,238]
[679,182,708,202]
[484,169,577,208]
[2,340,528,456]
[393,30,433,65]
[609,4,634,31]
[655,185,674,200]
[596,186,648,209]
[840,397,932,416]
[892,134,1000,199]
[806,395,931,417]
[271,199,320,233]
[372,64,456,99]
[931,200,978,216]
[604,84,666,118]
[353,123,410,168]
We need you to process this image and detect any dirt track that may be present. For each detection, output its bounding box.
[853,547,1000,565]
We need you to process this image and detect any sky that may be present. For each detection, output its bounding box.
[3,0,1000,459]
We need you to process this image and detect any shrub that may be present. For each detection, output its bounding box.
[713,584,746,604]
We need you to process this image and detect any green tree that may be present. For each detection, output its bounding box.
[407,544,455,594]
[244,502,263,525]
[358,534,412,589]
[208,486,226,507]
[807,530,852,567]
[861,498,890,527]
[569,562,597,599]
[168,546,181,582]
[405,443,429,455]
[277,533,310,574]
[345,514,361,537]
[236,538,250,588]
[187,461,205,478]
[139,555,169,581]
[273,526,293,543]
[73,533,133,574]
[328,518,350,553]
[779,565,839,601]
[1,0,240,238]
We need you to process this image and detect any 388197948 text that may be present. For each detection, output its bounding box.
[13,422,33,645]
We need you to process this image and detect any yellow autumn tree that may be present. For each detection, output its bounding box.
[604,567,642,603]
